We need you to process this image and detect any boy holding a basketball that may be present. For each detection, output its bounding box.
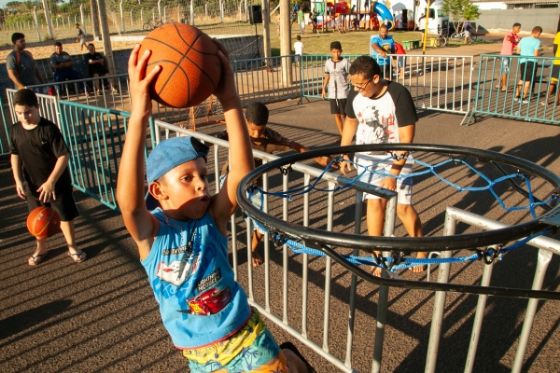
[117,43,312,372]
[10,88,86,266]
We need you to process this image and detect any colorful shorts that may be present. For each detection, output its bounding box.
[183,311,287,372]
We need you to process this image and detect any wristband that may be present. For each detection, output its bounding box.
[391,151,409,161]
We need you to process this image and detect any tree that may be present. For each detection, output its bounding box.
[442,0,480,32]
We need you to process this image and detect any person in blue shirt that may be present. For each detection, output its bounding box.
[515,26,543,103]
[370,24,395,79]
[117,43,313,372]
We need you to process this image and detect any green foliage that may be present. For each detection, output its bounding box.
[442,0,479,31]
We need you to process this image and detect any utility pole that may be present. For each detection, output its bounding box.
[422,0,430,55]
[261,0,271,59]
[90,0,100,40]
[79,4,87,36]
[119,0,125,34]
[97,0,117,77]
[32,7,41,42]
[190,0,194,25]
[280,0,291,85]
[42,0,55,40]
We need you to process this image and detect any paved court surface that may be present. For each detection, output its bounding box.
[1,99,559,372]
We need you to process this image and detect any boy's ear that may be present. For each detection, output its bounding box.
[148,181,168,202]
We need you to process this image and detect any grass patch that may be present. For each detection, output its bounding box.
[269,28,427,55]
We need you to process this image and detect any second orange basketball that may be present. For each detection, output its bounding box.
[139,23,222,108]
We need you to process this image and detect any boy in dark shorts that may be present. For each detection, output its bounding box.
[321,41,350,135]
[10,89,86,266]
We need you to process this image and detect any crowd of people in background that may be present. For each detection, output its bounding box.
[6,30,113,97]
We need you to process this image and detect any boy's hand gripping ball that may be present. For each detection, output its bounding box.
[139,23,222,108]
[26,206,61,240]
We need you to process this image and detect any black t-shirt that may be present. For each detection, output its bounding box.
[10,117,73,193]
[84,52,108,76]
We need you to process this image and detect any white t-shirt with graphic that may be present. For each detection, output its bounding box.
[347,81,417,145]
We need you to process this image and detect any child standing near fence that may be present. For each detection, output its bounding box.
[216,101,331,267]
[394,41,406,80]
[322,41,350,136]
[117,43,313,372]
[10,88,86,266]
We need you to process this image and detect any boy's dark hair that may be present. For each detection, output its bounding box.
[54,41,62,47]
[330,41,342,50]
[532,26,542,34]
[14,88,39,108]
[245,102,269,126]
[11,32,24,44]
[513,22,521,28]
[349,56,381,78]
[296,35,301,41]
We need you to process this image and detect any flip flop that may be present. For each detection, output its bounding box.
[68,250,87,263]
[28,254,45,266]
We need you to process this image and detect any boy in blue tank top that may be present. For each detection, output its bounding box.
[117,43,313,372]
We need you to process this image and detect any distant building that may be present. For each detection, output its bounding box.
[471,0,559,10]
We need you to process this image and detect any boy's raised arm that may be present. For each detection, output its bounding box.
[116,45,161,257]
[210,44,254,229]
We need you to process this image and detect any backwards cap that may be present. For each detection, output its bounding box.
[145,136,209,210]
[146,136,209,184]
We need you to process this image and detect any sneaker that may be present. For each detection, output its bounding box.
[514,97,521,103]
[522,98,529,104]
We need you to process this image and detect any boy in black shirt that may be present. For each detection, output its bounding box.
[10,89,86,266]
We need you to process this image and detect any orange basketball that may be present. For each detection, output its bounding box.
[26,206,61,240]
[139,23,222,108]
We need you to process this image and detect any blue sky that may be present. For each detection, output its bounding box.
[0,0,14,8]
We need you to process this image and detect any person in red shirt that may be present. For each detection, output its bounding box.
[500,23,521,92]
[394,41,406,80]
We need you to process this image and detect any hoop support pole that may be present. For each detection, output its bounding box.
[372,196,397,373]
[464,249,496,373]
[425,211,455,373]
[512,248,554,373]
[345,190,363,368]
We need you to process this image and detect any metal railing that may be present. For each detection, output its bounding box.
[0,95,11,156]
[426,207,560,373]
[299,53,474,123]
[471,54,560,125]
[57,101,130,210]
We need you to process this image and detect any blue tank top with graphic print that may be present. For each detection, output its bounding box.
[141,209,251,349]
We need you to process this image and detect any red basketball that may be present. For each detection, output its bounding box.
[139,23,222,108]
[26,206,61,240]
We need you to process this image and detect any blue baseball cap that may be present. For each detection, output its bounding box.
[145,136,209,209]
